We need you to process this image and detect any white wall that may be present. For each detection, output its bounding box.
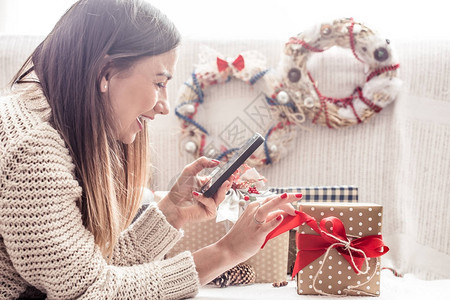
[0,0,447,40]
[0,0,76,35]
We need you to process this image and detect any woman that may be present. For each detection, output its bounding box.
[0,0,298,299]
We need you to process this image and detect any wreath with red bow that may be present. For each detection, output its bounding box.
[175,46,302,166]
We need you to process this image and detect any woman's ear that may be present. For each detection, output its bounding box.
[99,55,111,94]
[100,75,108,93]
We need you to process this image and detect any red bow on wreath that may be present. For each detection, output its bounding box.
[217,55,245,72]
[261,210,389,279]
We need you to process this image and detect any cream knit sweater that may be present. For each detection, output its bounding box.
[0,83,200,299]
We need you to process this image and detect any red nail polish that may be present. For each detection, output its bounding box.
[211,159,220,164]
[192,191,200,196]
[276,215,282,221]
[280,193,288,199]
[295,193,303,199]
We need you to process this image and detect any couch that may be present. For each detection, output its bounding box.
[1,33,449,299]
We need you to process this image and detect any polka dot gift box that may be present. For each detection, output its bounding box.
[269,186,359,276]
[295,203,389,296]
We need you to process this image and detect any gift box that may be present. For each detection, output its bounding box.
[295,203,388,296]
[269,186,359,275]
[166,217,289,283]
[158,186,288,283]
[158,164,291,284]
[244,230,289,283]
[269,185,358,202]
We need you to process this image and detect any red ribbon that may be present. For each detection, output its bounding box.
[262,210,389,279]
[217,55,245,72]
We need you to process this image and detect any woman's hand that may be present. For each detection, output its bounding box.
[217,193,301,263]
[193,192,301,285]
[157,157,231,229]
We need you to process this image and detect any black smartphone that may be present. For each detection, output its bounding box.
[200,133,265,198]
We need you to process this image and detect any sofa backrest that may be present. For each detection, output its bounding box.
[0,35,43,90]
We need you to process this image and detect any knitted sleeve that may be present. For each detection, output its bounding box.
[0,123,200,299]
[110,203,185,265]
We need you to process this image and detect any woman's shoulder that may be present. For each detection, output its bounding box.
[2,81,51,115]
[0,83,64,156]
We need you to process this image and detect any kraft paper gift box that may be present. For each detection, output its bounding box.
[295,203,389,296]
[269,186,359,275]
[158,189,288,283]
[166,218,289,283]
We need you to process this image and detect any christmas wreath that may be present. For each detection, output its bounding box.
[175,46,303,166]
[279,18,402,128]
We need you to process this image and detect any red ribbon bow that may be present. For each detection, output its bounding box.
[262,211,389,279]
[217,55,245,72]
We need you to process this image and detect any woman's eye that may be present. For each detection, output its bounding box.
[156,82,167,89]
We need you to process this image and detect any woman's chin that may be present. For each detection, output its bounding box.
[118,133,137,144]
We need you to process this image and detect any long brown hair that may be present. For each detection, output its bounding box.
[12,0,181,257]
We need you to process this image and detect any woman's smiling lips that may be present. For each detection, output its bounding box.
[137,114,154,130]
[140,115,154,121]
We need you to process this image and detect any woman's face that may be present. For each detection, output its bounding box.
[102,48,179,144]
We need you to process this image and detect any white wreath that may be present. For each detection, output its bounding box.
[279,18,402,128]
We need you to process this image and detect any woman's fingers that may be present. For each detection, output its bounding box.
[192,180,231,216]
[195,194,215,213]
[266,212,284,230]
[279,202,297,216]
[252,205,285,232]
[264,209,288,223]
[183,156,220,176]
[250,192,302,228]
[257,193,301,219]
[213,180,232,206]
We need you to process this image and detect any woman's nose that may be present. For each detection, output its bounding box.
[154,99,170,115]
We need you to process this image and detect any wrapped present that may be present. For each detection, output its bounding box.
[245,231,288,283]
[269,186,359,275]
[166,217,289,283]
[262,202,389,296]
[163,165,289,283]
[296,203,388,296]
[269,186,358,202]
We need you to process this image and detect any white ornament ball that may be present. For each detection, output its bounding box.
[277,91,290,104]
[352,24,362,34]
[304,97,315,108]
[184,141,197,153]
[184,104,195,114]
[207,148,216,157]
